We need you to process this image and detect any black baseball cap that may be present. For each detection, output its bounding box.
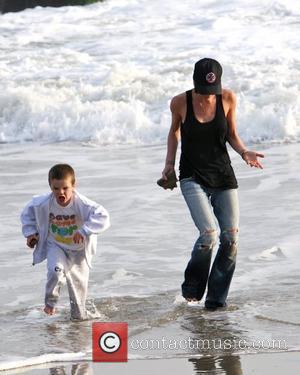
[193,58,222,95]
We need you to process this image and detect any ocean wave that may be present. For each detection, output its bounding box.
[0,0,299,145]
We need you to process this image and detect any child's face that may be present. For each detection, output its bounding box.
[49,177,75,207]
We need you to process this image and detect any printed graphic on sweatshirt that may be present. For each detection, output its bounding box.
[49,213,78,245]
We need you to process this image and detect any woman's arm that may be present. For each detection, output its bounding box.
[161,96,182,179]
[226,91,264,169]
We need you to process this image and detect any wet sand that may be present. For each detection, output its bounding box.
[1,352,300,375]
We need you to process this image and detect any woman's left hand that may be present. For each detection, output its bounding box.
[242,150,264,169]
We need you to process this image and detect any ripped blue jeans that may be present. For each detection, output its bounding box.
[180,177,239,308]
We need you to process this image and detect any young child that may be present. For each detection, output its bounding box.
[20,164,110,320]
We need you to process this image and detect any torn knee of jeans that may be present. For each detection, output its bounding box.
[221,228,238,245]
[228,242,238,257]
[199,229,218,249]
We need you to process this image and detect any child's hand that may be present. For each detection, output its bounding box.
[73,231,85,244]
[27,233,39,248]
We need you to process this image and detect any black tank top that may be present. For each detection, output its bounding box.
[179,90,238,189]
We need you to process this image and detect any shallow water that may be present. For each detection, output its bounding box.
[0,142,299,371]
[0,0,300,371]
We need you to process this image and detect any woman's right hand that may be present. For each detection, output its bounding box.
[161,164,175,180]
[158,165,177,190]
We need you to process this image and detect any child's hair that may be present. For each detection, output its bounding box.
[48,164,76,185]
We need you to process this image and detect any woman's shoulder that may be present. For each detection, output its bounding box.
[222,88,237,103]
[170,91,188,112]
[221,89,237,116]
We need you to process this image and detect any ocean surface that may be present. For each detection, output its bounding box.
[0,0,300,373]
[0,0,299,145]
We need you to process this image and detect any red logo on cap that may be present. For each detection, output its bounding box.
[206,72,216,83]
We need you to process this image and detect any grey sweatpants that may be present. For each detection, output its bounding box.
[45,243,89,320]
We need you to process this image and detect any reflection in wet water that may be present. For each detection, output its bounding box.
[178,306,247,357]
[189,355,243,375]
[47,356,242,375]
[49,363,93,375]
[44,320,92,354]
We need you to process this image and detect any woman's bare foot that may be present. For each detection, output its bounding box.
[186,298,199,302]
[185,298,200,306]
[44,305,56,315]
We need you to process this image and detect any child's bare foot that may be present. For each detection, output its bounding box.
[44,305,56,315]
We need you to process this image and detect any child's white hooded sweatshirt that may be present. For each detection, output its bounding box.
[20,190,110,267]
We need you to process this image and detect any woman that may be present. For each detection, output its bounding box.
[161,58,264,309]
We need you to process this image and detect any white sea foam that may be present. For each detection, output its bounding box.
[0,0,299,144]
[101,268,143,287]
[247,246,286,262]
[232,236,300,292]
[173,294,186,305]
[0,352,88,372]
